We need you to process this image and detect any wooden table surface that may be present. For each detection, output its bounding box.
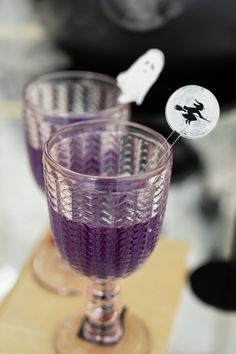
[0,234,188,354]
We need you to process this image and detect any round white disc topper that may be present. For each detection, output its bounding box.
[165,85,220,139]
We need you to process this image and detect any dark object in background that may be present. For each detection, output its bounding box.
[190,213,236,311]
[100,0,187,32]
[190,261,236,311]
[32,0,236,112]
[170,139,202,183]
[200,190,221,220]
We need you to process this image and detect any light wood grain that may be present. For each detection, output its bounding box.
[0,23,45,40]
[0,101,21,119]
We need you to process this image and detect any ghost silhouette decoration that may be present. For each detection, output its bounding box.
[117,48,165,105]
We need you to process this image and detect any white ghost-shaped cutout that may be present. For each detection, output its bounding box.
[117,48,165,105]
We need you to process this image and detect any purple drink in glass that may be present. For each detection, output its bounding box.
[26,144,44,190]
[43,119,172,353]
[49,208,163,279]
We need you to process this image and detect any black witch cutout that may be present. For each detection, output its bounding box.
[175,99,210,125]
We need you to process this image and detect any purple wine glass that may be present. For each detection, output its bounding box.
[43,119,172,354]
[22,71,130,295]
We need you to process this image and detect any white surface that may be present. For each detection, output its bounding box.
[165,110,236,354]
[169,285,236,354]
[0,265,18,301]
[0,119,48,270]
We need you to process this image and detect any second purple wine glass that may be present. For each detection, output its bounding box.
[22,71,130,295]
[43,119,172,354]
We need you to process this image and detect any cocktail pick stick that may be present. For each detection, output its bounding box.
[139,131,180,173]
[155,131,180,167]
[161,131,180,158]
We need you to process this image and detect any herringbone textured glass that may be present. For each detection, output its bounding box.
[23,71,130,190]
[44,120,172,279]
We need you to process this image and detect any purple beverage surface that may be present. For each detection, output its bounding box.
[49,207,163,279]
[27,144,44,191]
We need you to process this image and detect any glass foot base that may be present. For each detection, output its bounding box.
[32,240,88,296]
[55,311,151,354]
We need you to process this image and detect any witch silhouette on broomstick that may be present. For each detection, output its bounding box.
[175,99,210,125]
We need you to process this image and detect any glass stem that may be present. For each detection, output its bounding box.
[82,278,123,345]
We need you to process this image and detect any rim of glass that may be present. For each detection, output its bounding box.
[22,70,129,118]
[44,119,172,182]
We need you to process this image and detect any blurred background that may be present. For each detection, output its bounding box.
[1,0,236,352]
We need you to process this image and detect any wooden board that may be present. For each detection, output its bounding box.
[0,234,188,354]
